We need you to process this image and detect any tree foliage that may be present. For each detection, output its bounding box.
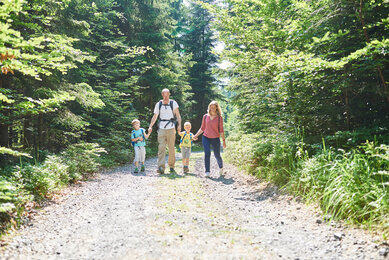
[204,0,389,138]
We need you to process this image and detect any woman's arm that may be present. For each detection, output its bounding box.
[220,116,226,148]
[220,132,226,148]
[194,115,206,139]
[194,128,203,138]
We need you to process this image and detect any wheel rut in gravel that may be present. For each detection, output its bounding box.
[1,152,385,259]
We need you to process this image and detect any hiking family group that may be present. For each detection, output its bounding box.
[131,89,227,177]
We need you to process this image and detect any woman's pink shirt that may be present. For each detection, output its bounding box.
[200,114,224,138]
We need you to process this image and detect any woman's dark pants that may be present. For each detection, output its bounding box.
[202,136,223,173]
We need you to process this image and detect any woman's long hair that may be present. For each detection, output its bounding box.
[207,100,222,116]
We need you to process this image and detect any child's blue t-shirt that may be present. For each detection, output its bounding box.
[131,128,146,147]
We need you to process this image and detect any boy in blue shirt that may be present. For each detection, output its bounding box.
[131,119,150,173]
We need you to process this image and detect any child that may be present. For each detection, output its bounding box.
[131,119,150,173]
[178,122,194,173]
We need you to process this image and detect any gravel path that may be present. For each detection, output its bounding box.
[1,152,387,259]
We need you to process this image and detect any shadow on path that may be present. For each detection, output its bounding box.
[208,175,235,185]
[235,182,281,202]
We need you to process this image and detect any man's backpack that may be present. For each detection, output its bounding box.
[131,128,145,147]
[158,100,177,129]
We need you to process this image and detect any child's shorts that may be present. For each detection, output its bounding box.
[181,147,191,159]
[134,146,146,162]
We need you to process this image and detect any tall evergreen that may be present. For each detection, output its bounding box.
[181,0,220,130]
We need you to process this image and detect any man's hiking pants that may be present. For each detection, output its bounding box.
[157,128,176,170]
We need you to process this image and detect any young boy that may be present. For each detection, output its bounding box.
[131,119,150,173]
[178,122,194,173]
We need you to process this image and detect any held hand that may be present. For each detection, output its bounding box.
[193,136,198,141]
[148,127,152,134]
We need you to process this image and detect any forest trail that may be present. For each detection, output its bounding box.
[1,152,385,260]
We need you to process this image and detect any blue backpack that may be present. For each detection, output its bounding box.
[131,128,145,147]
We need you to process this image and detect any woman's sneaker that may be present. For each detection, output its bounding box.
[219,168,224,176]
[205,172,210,177]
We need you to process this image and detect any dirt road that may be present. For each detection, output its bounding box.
[1,152,386,259]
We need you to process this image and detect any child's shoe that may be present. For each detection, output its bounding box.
[141,165,145,172]
[134,167,139,174]
[183,166,189,173]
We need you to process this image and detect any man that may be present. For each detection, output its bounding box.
[148,89,181,174]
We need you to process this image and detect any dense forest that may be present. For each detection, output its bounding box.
[1,0,388,236]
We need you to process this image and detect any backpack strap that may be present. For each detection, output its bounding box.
[218,115,220,133]
[131,130,136,146]
[180,132,187,143]
[158,100,176,128]
[141,128,145,139]
[169,100,174,111]
[179,132,186,148]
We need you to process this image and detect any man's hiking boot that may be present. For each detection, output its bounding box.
[134,167,139,174]
[141,165,145,172]
[169,168,175,173]
[157,167,164,174]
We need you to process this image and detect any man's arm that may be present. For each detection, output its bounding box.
[174,107,181,132]
[148,113,158,133]
[145,129,151,139]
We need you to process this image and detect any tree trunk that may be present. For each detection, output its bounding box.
[0,77,9,147]
[38,113,43,150]
[345,89,350,131]
[23,116,32,148]
[0,123,8,147]
[358,0,389,101]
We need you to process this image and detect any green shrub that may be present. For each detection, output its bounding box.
[0,177,30,213]
[0,177,31,232]
[12,154,70,200]
[96,134,132,167]
[42,155,70,186]
[224,132,261,174]
[324,127,389,150]
[61,142,106,181]
[13,164,56,200]
[225,131,298,185]
[226,131,389,232]
[290,142,389,227]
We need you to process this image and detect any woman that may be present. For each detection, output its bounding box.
[194,101,227,177]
